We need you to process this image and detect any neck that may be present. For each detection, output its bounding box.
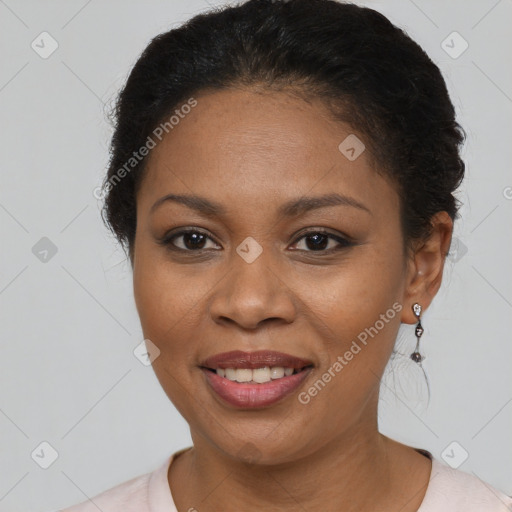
[169,418,423,512]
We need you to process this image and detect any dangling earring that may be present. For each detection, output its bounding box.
[410,303,424,363]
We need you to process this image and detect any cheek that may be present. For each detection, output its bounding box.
[291,246,405,425]
[132,244,223,407]
[133,250,205,416]
[297,245,404,341]
[292,262,403,437]
[133,241,202,338]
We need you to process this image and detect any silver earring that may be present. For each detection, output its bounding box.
[410,303,424,363]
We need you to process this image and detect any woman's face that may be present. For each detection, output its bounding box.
[132,87,417,463]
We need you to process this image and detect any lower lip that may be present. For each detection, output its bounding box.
[201,367,312,409]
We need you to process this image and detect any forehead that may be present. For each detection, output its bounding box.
[137,87,399,221]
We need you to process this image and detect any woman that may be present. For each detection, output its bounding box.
[62,0,512,510]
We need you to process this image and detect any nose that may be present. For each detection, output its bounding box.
[209,249,296,331]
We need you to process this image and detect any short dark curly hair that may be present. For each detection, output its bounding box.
[101,0,465,262]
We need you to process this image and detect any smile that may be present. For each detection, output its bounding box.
[200,365,313,409]
[206,366,309,384]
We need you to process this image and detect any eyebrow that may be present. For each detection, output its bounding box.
[150,192,371,217]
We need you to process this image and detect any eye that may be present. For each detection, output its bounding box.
[159,229,220,251]
[290,229,353,253]
[158,228,354,254]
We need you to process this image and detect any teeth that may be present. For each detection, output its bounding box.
[253,367,271,383]
[270,367,284,379]
[235,369,252,382]
[225,368,237,381]
[215,366,299,383]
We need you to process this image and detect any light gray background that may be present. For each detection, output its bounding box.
[1,0,511,510]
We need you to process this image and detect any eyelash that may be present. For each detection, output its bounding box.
[157,228,354,255]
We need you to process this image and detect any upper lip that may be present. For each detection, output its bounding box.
[200,350,314,370]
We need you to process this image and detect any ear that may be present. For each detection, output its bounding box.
[401,211,454,324]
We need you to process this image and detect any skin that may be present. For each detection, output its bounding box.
[131,86,453,512]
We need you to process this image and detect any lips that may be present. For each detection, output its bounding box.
[200,350,314,370]
[199,350,314,408]
[201,367,312,408]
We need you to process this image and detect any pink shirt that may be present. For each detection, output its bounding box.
[60,446,512,511]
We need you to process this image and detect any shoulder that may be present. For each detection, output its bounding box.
[59,447,190,512]
[420,458,512,512]
[59,452,177,512]
[59,471,152,512]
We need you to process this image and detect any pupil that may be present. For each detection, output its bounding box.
[306,233,328,251]
[185,232,206,250]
